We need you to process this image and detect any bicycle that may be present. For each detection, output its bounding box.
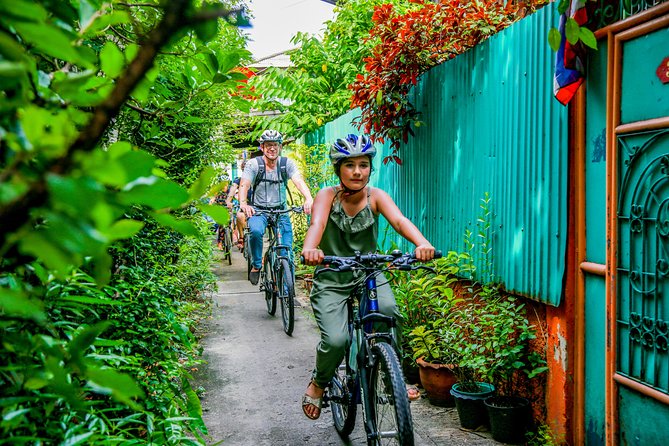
[313,250,441,446]
[249,206,303,336]
[216,219,233,266]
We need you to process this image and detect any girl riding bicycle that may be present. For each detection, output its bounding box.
[300,134,435,420]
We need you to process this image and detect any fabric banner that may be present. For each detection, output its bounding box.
[553,0,588,105]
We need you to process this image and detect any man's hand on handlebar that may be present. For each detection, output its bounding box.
[301,248,324,266]
[240,203,254,218]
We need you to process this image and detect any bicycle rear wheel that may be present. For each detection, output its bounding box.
[223,227,233,265]
[277,258,295,336]
[263,254,276,315]
[368,342,414,446]
[330,360,357,437]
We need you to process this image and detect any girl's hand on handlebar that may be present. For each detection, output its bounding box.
[301,248,324,266]
[414,244,436,262]
[303,198,314,215]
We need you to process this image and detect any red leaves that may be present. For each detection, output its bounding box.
[348,0,545,162]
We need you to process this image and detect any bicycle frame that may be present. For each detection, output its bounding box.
[256,208,298,278]
[264,215,291,272]
[347,267,399,439]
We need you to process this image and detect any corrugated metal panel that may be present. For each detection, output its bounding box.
[306,6,567,306]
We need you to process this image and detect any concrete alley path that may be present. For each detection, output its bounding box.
[196,248,502,445]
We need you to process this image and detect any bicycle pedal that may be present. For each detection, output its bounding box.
[321,394,331,407]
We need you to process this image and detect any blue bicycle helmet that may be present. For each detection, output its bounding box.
[329,134,376,165]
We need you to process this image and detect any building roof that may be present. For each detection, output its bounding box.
[249,49,293,71]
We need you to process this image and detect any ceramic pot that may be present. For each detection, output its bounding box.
[416,357,457,407]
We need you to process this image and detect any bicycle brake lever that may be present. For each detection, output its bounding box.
[314,267,338,276]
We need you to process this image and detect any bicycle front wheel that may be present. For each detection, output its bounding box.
[277,258,295,336]
[263,254,276,315]
[330,361,357,437]
[368,342,414,446]
[243,232,251,280]
[223,228,233,265]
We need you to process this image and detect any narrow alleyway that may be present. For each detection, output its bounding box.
[196,248,503,445]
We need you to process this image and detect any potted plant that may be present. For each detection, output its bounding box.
[392,259,456,383]
[294,265,315,294]
[478,292,548,444]
[447,279,547,440]
[447,301,497,429]
[409,324,460,407]
[396,255,463,405]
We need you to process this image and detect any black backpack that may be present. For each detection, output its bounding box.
[251,156,293,205]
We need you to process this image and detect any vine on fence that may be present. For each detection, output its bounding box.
[350,0,548,163]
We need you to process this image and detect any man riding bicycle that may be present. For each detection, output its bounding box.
[238,130,314,285]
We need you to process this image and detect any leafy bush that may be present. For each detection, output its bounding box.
[397,193,547,396]
[0,219,215,443]
[0,0,248,444]
[249,0,415,138]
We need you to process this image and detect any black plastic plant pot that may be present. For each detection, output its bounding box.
[449,382,495,430]
[484,395,532,444]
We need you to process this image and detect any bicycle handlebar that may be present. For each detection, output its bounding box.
[302,249,442,273]
[252,206,303,215]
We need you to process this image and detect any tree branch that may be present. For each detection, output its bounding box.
[0,0,197,245]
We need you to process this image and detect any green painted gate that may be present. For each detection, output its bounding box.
[582,4,669,444]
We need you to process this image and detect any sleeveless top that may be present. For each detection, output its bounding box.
[315,187,378,291]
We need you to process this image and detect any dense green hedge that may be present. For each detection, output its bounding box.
[0,0,251,443]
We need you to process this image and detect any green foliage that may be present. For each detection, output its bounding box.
[1,224,216,443]
[351,0,548,157]
[287,142,336,260]
[526,422,561,446]
[293,142,337,197]
[397,193,547,396]
[394,250,468,362]
[249,0,413,139]
[1,0,249,443]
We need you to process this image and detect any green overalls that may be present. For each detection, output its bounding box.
[310,187,399,388]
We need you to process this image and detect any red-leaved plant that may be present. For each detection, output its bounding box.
[350,0,547,164]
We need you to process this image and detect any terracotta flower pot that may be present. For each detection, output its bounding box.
[303,273,313,293]
[416,357,457,407]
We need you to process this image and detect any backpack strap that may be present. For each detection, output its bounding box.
[278,157,294,205]
[278,156,289,185]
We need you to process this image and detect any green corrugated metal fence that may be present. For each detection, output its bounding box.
[306,6,567,306]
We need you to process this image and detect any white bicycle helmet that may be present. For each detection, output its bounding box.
[259,129,283,144]
[329,134,376,165]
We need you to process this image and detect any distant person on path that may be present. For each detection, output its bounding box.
[300,133,435,420]
[238,130,314,285]
[225,159,252,248]
[209,185,229,250]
